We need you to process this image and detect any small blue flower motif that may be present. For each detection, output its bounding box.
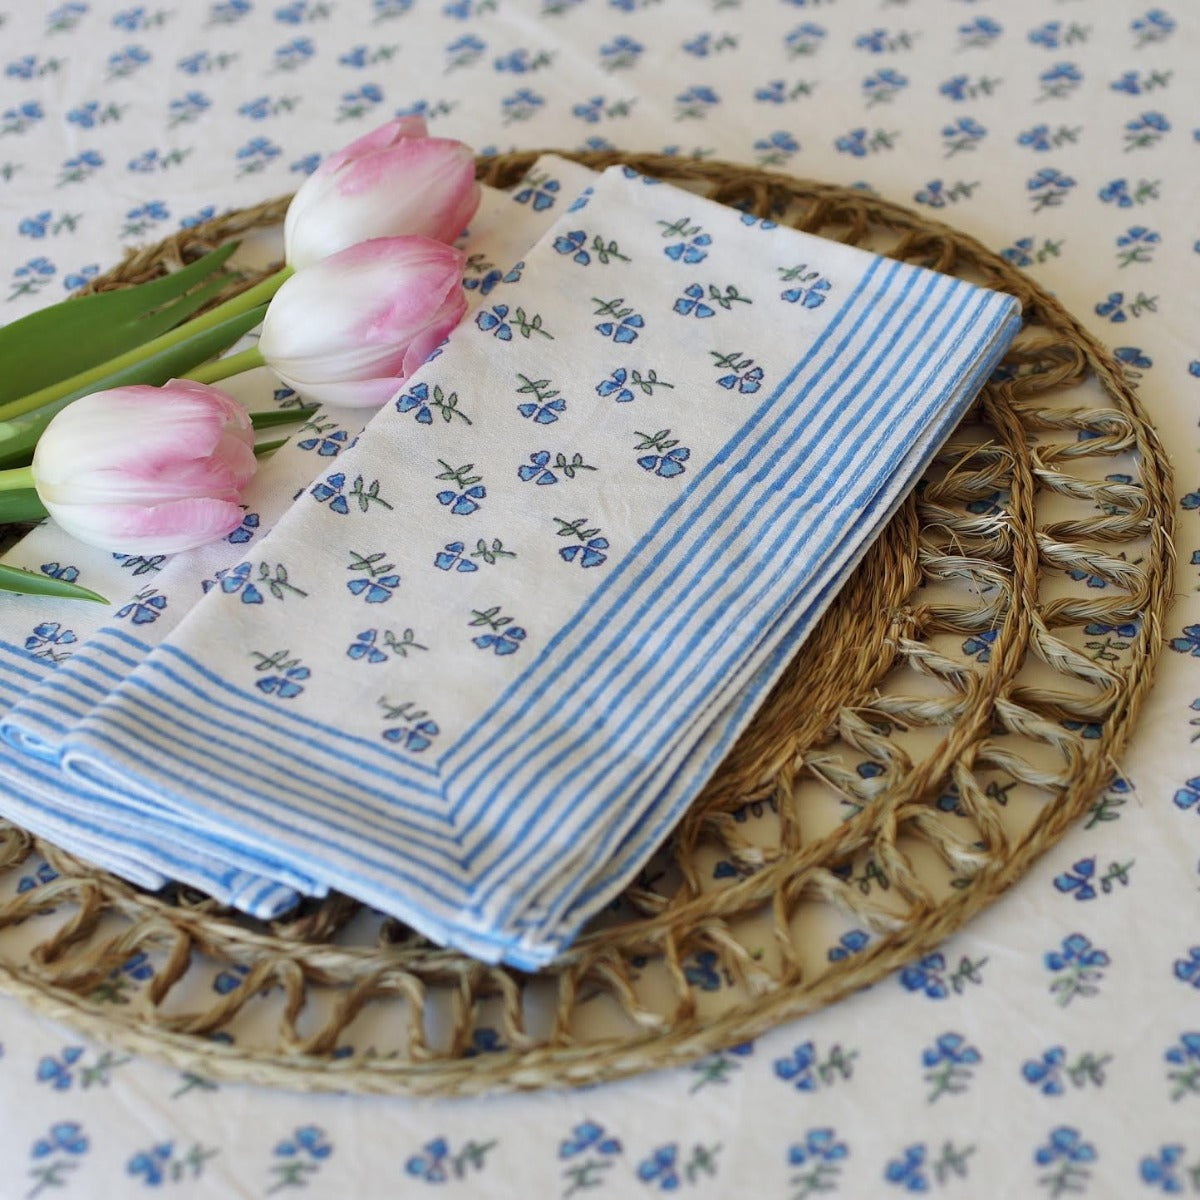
[513,175,560,211]
[518,451,559,485]
[405,1137,450,1182]
[674,283,715,318]
[1175,946,1200,989]
[959,16,1002,44]
[476,303,513,340]
[209,561,263,604]
[560,1121,622,1160]
[682,949,724,991]
[1098,179,1134,208]
[899,952,949,999]
[789,1128,848,1167]
[836,128,869,157]
[595,311,644,344]
[1022,1047,1068,1095]
[275,1127,333,1161]
[922,1033,980,1069]
[19,211,51,238]
[346,630,387,662]
[1174,776,1200,813]
[828,929,870,962]
[597,368,635,404]
[517,397,566,424]
[41,561,80,583]
[862,68,908,101]
[774,1041,818,1091]
[1035,1127,1096,1167]
[1127,110,1170,134]
[36,1047,84,1090]
[1132,8,1176,44]
[781,277,831,308]
[1028,167,1075,194]
[1114,346,1153,371]
[436,484,486,516]
[32,1121,89,1159]
[636,1144,680,1191]
[17,861,59,894]
[1165,1032,1200,1066]
[473,626,526,656]
[1045,933,1109,972]
[13,256,56,280]
[1110,70,1144,96]
[383,718,439,752]
[24,621,78,656]
[664,232,712,264]
[347,574,400,604]
[754,130,800,159]
[716,364,763,393]
[559,537,609,568]
[117,951,154,982]
[638,446,690,479]
[962,628,998,661]
[884,1144,929,1192]
[116,591,167,625]
[257,664,310,700]
[1095,293,1127,323]
[553,229,591,265]
[1053,857,1098,900]
[212,963,250,995]
[227,512,260,544]
[311,471,349,514]
[128,1142,174,1186]
[433,541,479,573]
[1140,1145,1187,1193]
[566,186,593,213]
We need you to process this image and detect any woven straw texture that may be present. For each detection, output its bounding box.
[0,152,1174,1097]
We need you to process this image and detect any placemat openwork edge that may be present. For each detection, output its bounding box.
[0,152,1174,1097]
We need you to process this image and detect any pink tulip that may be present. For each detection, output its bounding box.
[258,235,468,408]
[284,116,481,269]
[31,381,256,555]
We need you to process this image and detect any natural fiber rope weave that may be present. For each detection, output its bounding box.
[0,152,1174,1096]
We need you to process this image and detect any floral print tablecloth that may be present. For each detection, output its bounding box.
[0,1,1197,1196]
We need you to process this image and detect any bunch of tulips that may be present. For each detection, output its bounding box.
[0,117,481,598]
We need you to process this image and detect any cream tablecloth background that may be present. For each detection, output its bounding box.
[0,1,1197,1196]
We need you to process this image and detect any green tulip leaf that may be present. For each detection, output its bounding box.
[0,562,107,604]
[248,405,318,430]
[0,242,242,407]
[0,487,48,524]
[253,436,290,458]
[46,303,269,410]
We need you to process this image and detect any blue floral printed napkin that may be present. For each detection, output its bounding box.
[0,157,593,916]
[57,166,1020,964]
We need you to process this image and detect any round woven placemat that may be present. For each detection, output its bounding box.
[0,152,1173,1096]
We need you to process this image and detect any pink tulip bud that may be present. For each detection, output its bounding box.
[259,236,468,408]
[31,381,256,555]
[284,116,481,269]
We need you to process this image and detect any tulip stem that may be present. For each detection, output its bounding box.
[0,465,35,493]
[0,265,293,424]
[185,345,265,385]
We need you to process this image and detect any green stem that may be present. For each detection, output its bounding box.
[186,344,266,385]
[0,265,293,423]
[0,465,35,493]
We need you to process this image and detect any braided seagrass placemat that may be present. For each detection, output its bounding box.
[0,152,1174,1096]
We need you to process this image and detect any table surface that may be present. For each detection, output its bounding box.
[0,1,1197,1196]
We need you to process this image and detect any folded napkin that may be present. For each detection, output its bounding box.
[58,166,1020,964]
[0,156,593,915]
